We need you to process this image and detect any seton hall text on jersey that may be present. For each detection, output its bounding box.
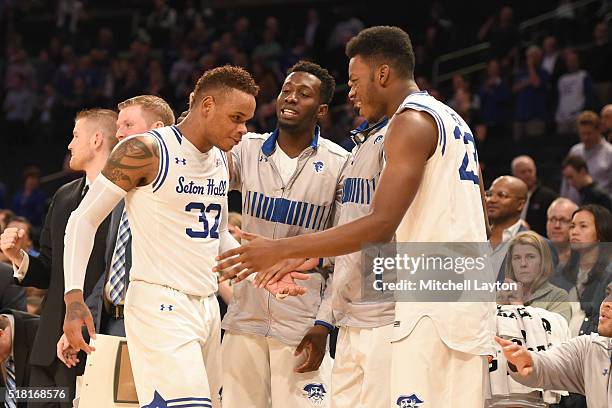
[175,176,227,197]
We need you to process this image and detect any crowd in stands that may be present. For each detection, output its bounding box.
[0,1,611,406]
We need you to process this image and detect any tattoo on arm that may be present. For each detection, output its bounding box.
[66,300,90,321]
[102,136,160,189]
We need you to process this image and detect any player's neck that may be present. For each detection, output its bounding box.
[277,126,316,158]
[385,81,420,118]
[176,118,213,153]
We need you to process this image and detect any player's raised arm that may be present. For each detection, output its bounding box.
[63,134,160,353]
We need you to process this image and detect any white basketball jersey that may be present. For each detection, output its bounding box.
[395,91,486,243]
[392,92,495,355]
[125,125,228,297]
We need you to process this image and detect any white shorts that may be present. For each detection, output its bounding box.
[125,280,222,408]
[331,324,393,408]
[390,317,488,408]
[221,331,332,407]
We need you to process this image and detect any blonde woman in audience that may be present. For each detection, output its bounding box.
[500,230,571,321]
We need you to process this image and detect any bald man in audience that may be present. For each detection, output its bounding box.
[511,155,558,236]
[545,198,578,267]
[486,176,529,249]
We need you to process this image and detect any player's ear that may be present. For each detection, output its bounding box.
[200,95,215,117]
[377,64,390,87]
[92,131,103,149]
[151,120,165,129]
[316,104,328,120]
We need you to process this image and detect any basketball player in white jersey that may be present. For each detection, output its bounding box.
[60,66,304,408]
[215,27,494,407]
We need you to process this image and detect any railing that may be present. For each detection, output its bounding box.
[431,0,606,89]
[432,42,490,88]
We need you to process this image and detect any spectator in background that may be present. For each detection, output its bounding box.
[546,198,579,267]
[601,104,612,142]
[562,155,612,211]
[10,167,46,229]
[486,176,529,249]
[561,111,612,202]
[478,6,520,69]
[555,49,594,136]
[513,46,549,149]
[585,22,612,108]
[3,74,35,144]
[479,59,511,134]
[499,231,571,322]
[541,35,565,83]
[145,0,177,44]
[511,155,558,236]
[552,204,612,337]
[0,211,14,235]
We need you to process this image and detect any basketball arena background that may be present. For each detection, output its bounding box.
[0,0,611,407]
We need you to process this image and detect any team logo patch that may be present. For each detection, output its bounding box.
[303,383,326,405]
[175,157,187,165]
[215,158,223,167]
[313,161,324,173]
[374,135,384,144]
[160,304,174,311]
[396,394,424,407]
[259,155,269,162]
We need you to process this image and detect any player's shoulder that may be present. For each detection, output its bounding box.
[317,137,350,160]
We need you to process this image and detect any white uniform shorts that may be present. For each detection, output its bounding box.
[125,280,222,408]
[221,331,332,407]
[390,317,488,408]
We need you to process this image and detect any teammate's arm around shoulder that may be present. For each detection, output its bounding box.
[63,134,160,354]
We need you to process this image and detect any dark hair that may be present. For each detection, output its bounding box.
[562,155,588,173]
[287,60,336,105]
[22,166,40,180]
[192,65,259,102]
[345,26,415,79]
[561,204,612,286]
[573,204,612,242]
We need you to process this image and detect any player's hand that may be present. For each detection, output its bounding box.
[214,232,285,278]
[494,336,533,377]
[57,333,80,368]
[264,272,309,298]
[254,258,320,288]
[0,227,26,265]
[63,290,96,354]
[294,325,330,373]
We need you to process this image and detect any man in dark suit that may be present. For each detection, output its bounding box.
[0,309,40,407]
[511,155,558,236]
[0,263,26,311]
[0,109,118,407]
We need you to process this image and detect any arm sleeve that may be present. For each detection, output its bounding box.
[18,190,57,288]
[218,198,240,254]
[12,250,29,282]
[314,269,334,329]
[64,175,126,293]
[508,336,588,394]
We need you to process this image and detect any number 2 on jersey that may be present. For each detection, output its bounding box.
[185,202,221,239]
[453,126,479,184]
